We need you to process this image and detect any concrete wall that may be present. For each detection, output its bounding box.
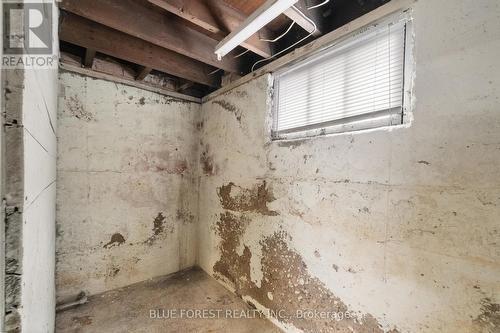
[197,1,500,332]
[56,72,199,302]
[3,2,58,332]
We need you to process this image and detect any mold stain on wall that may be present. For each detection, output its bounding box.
[103,233,126,249]
[211,100,242,123]
[65,95,95,122]
[143,212,168,245]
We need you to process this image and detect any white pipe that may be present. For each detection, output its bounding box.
[56,292,88,312]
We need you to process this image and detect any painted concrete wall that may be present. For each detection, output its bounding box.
[3,2,59,332]
[197,1,500,332]
[56,72,199,303]
[21,67,58,333]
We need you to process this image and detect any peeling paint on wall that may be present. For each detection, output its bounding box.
[217,182,278,216]
[213,213,399,333]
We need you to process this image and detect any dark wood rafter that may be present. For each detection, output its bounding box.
[60,57,201,102]
[136,66,153,81]
[58,0,331,97]
[59,12,219,87]
[59,0,242,72]
[148,0,274,58]
[83,48,96,67]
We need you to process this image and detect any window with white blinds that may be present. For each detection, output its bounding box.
[273,19,409,138]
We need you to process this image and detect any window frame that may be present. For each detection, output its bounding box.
[271,12,414,141]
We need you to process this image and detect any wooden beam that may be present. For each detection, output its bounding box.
[176,81,194,92]
[60,12,219,87]
[284,0,322,36]
[83,48,96,67]
[59,0,241,72]
[148,0,273,58]
[60,61,201,103]
[136,66,152,81]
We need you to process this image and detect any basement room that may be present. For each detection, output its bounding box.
[1,0,499,332]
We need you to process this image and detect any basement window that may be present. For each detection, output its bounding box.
[272,16,412,139]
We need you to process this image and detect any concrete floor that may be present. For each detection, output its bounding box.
[56,268,282,333]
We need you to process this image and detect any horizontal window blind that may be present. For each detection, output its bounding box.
[274,20,407,135]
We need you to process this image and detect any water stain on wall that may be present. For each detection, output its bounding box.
[196,121,204,130]
[129,151,188,175]
[213,213,400,333]
[200,144,217,176]
[103,233,126,249]
[217,182,279,216]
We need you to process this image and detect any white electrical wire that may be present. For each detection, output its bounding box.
[233,49,250,58]
[251,5,317,72]
[209,68,221,75]
[307,0,330,10]
[260,21,296,42]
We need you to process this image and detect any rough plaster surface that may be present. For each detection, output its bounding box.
[197,1,500,332]
[56,72,199,303]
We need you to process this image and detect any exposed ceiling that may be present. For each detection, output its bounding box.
[58,0,390,98]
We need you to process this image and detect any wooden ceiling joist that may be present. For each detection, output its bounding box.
[136,66,153,81]
[83,48,96,68]
[59,0,241,73]
[148,0,274,58]
[60,13,219,87]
